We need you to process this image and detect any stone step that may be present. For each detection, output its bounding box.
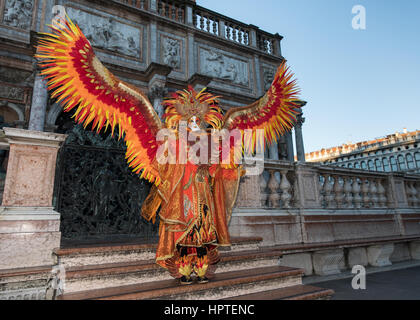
[55,237,263,268]
[0,265,52,300]
[63,248,284,293]
[58,266,304,300]
[223,284,334,300]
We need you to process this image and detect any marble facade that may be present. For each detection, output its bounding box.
[0,0,419,300]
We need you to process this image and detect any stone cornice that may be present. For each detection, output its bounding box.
[2,128,67,148]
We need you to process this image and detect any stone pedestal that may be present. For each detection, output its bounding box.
[347,247,368,267]
[409,241,420,260]
[0,128,66,270]
[279,253,313,276]
[235,175,262,208]
[312,249,345,276]
[367,244,394,267]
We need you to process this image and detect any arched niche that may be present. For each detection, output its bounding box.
[0,101,25,125]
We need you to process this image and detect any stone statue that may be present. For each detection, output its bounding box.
[263,67,276,91]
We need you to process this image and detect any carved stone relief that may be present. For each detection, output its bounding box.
[0,66,33,85]
[2,0,33,30]
[0,86,24,100]
[162,37,181,69]
[67,8,141,58]
[199,48,249,86]
[262,66,276,91]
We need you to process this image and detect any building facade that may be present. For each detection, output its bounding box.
[0,0,308,241]
[0,0,419,300]
[306,129,420,174]
[0,0,305,161]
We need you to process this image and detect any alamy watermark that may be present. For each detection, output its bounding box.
[352,5,366,30]
[155,122,265,176]
[52,5,67,27]
[351,265,366,290]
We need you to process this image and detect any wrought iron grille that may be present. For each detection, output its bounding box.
[54,112,158,242]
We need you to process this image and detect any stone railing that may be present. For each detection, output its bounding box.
[260,160,296,209]
[113,0,281,56]
[232,160,420,248]
[156,0,186,23]
[318,168,391,210]
[239,161,420,211]
[115,0,148,10]
[191,4,280,55]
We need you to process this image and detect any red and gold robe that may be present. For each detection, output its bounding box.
[141,143,241,269]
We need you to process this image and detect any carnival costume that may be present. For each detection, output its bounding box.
[36,16,300,284]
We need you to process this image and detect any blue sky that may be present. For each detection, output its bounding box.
[198,0,420,153]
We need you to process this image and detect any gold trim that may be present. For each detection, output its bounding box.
[183,172,193,190]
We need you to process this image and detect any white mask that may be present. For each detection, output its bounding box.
[188,116,202,132]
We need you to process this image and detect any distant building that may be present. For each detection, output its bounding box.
[305,129,420,174]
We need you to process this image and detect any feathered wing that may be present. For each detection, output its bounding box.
[222,61,301,166]
[36,16,163,186]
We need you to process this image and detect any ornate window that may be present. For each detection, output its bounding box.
[406,154,415,169]
[382,158,390,172]
[415,152,420,168]
[390,156,398,171]
[375,159,383,172]
[398,155,407,170]
[361,161,367,170]
[348,163,353,169]
[368,160,375,171]
[355,162,360,169]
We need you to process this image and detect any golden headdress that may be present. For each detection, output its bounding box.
[163,86,224,130]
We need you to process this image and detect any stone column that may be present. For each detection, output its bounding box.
[150,21,158,63]
[186,4,194,25]
[0,128,66,270]
[278,135,288,161]
[28,71,48,132]
[273,33,283,57]
[295,112,306,162]
[268,143,279,161]
[253,54,263,96]
[187,32,195,78]
[249,25,259,48]
[285,131,295,162]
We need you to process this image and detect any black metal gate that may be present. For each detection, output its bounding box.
[54,112,158,243]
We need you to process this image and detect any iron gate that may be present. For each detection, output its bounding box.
[54,112,158,243]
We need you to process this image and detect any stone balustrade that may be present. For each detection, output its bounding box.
[114,0,281,56]
[259,160,296,209]
[242,161,420,211]
[116,0,148,10]
[231,160,420,248]
[193,9,220,37]
[318,169,391,210]
[157,0,185,23]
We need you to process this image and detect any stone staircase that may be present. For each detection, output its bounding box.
[54,237,334,300]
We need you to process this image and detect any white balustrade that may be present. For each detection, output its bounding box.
[259,173,268,207]
[267,170,280,208]
[279,170,292,209]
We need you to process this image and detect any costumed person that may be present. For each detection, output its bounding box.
[36,16,301,285]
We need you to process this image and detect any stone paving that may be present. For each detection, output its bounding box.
[314,266,420,300]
